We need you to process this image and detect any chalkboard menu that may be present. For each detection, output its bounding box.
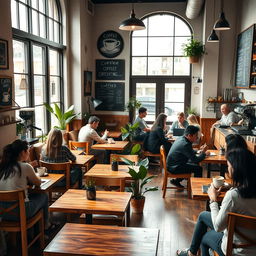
[235,24,255,88]
[95,82,124,111]
[96,59,125,80]
[0,76,12,107]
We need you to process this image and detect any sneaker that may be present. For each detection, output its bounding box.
[170,179,185,189]
[176,248,189,256]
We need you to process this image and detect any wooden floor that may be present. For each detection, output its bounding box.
[5,165,211,256]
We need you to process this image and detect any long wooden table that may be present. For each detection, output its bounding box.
[49,189,132,226]
[91,141,129,151]
[84,164,133,191]
[190,177,231,201]
[44,223,159,256]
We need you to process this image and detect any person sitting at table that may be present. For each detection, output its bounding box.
[169,112,189,133]
[167,125,209,188]
[0,139,52,232]
[176,148,256,256]
[41,128,82,188]
[187,114,202,140]
[78,115,109,163]
[133,107,151,141]
[225,133,247,152]
[143,113,171,154]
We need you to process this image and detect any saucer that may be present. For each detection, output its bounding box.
[100,47,119,54]
[37,173,49,177]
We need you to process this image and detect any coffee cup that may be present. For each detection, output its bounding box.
[103,39,120,51]
[37,167,47,177]
[212,176,225,188]
[108,138,114,144]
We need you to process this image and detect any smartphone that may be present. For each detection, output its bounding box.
[202,184,210,193]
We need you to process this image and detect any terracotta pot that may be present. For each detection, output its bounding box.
[130,197,145,214]
[189,56,199,64]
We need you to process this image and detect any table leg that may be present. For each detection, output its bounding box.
[85,214,93,224]
[220,164,226,177]
[125,203,130,227]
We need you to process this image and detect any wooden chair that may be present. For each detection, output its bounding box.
[142,150,163,169]
[225,212,256,256]
[0,190,44,256]
[69,141,89,154]
[39,161,77,201]
[110,154,139,164]
[160,145,191,198]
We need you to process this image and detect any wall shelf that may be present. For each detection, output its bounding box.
[0,106,20,113]
[206,101,242,112]
[0,119,21,128]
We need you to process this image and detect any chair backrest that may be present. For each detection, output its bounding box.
[39,160,71,189]
[226,212,256,256]
[160,145,167,173]
[69,140,89,154]
[110,154,139,164]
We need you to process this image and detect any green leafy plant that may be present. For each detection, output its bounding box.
[44,103,79,130]
[121,122,140,142]
[85,178,96,190]
[182,38,204,57]
[126,97,141,111]
[186,106,198,116]
[121,157,158,199]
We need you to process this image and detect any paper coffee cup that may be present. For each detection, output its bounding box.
[212,176,225,188]
[108,138,112,144]
[37,167,47,177]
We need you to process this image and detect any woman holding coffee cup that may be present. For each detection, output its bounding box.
[41,128,82,188]
[0,140,51,230]
[177,148,256,256]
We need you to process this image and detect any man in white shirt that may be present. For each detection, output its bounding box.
[214,104,240,126]
[78,116,109,163]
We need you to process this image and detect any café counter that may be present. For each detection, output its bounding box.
[213,127,256,154]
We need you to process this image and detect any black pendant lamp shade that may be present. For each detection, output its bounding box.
[207,29,219,42]
[214,11,230,30]
[119,8,145,31]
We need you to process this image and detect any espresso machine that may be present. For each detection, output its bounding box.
[232,104,256,135]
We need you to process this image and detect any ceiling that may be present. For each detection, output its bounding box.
[91,0,186,4]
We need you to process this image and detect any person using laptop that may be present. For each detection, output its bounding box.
[166,125,210,188]
[170,112,189,134]
[133,107,151,141]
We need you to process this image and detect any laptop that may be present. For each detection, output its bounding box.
[172,128,185,136]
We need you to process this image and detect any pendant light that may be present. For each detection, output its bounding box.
[19,71,28,90]
[119,3,145,31]
[214,0,230,30]
[208,0,219,42]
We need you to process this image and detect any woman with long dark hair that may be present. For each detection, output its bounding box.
[177,148,256,256]
[41,128,82,188]
[144,113,171,154]
[225,133,247,152]
[0,140,50,228]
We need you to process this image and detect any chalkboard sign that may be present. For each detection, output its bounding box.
[96,59,125,80]
[235,25,255,88]
[95,82,124,111]
[0,76,12,107]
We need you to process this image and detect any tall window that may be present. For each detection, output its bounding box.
[131,13,192,122]
[12,0,64,135]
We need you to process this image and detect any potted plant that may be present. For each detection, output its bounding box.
[219,145,225,155]
[121,157,158,213]
[121,122,140,142]
[126,97,141,123]
[85,178,96,200]
[111,156,118,171]
[182,38,204,63]
[44,103,79,130]
[186,106,198,116]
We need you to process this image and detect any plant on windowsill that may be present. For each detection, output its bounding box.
[182,38,204,63]
[121,157,158,213]
[44,103,79,130]
[84,178,96,200]
[126,97,141,123]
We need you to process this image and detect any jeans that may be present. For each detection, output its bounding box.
[190,211,224,256]
[0,192,49,225]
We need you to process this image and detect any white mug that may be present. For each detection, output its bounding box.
[108,138,114,144]
[212,176,225,188]
[37,167,47,177]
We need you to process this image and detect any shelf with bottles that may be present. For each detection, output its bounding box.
[206,100,242,112]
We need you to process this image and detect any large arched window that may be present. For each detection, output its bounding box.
[11,0,64,135]
[131,13,192,122]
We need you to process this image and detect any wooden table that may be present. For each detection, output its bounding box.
[101,131,122,139]
[30,173,65,192]
[91,141,129,151]
[84,164,132,191]
[201,150,227,177]
[43,223,159,256]
[49,189,132,226]
[70,150,94,167]
[190,177,230,201]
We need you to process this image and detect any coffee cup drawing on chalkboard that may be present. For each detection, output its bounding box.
[101,39,120,54]
[2,91,10,102]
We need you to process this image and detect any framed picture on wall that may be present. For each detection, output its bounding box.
[84,71,92,96]
[0,76,12,107]
[0,39,8,69]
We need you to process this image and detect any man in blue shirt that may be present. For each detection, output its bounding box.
[167,125,209,188]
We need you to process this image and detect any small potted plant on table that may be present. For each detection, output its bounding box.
[111,156,118,171]
[85,178,96,200]
[121,157,158,213]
